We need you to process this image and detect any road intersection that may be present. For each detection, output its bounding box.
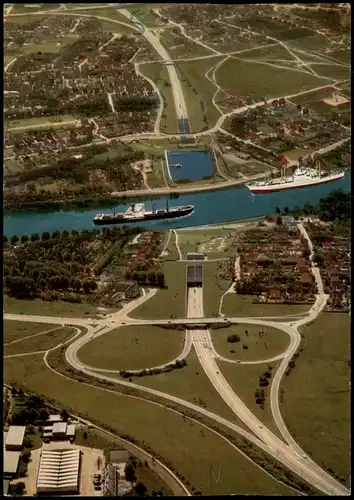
[4,223,349,495]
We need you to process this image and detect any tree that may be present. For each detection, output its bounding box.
[38,407,49,421]
[20,234,29,244]
[41,231,50,241]
[227,334,240,343]
[134,482,147,497]
[30,233,40,242]
[10,235,19,245]
[124,462,137,484]
[23,436,33,449]
[60,409,69,422]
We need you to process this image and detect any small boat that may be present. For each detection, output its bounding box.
[170,163,182,168]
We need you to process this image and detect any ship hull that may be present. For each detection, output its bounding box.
[94,206,194,225]
[247,174,345,195]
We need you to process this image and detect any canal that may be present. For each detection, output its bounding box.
[4,171,351,237]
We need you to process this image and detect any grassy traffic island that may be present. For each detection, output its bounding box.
[77,326,185,371]
[221,294,311,318]
[211,324,290,362]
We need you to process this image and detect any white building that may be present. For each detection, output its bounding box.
[36,449,81,494]
[5,426,26,451]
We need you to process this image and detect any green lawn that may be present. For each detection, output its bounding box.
[146,158,169,188]
[4,296,118,318]
[11,3,59,13]
[4,320,57,344]
[4,354,297,496]
[4,327,75,357]
[222,294,311,317]
[308,63,350,80]
[159,31,214,59]
[281,312,350,486]
[216,58,329,99]
[133,350,243,426]
[238,44,293,61]
[17,36,79,55]
[127,4,166,28]
[203,262,231,317]
[4,55,15,67]
[129,262,186,319]
[77,326,185,371]
[177,228,235,258]
[218,360,283,439]
[211,324,289,362]
[175,58,223,133]
[283,147,316,161]
[139,63,177,134]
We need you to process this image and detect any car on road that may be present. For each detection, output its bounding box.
[236,360,241,364]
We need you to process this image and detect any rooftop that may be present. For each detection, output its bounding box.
[4,451,21,475]
[5,426,26,449]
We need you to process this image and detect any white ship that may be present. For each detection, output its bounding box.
[246,161,345,194]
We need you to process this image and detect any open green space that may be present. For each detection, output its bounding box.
[4,296,117,318]
[283,147,316,161]
[203,262,231,317]
[4,327,75,357]
[218,360,283,439]
[211,324,289,362]
[308,63,350,80]
[216,58,329,99]
[175,58,223,133]
[7,115,77,131]
[4,320,57,344]
[77,326,184,371]
[286,34,331,52]
[159,30,214,59]
[128,4,171,28]
[129,262,186,319]
[11,3,59,13]
[327,49,350,65]
[281,312,350,486]
[4,354,297,496]
[4,55,15,67]
[140,63,177,134]
[177,228,235,258]
[238,44,293,61]
[135,350,243,425]
[222,294,311,318]
[146,159,169,188]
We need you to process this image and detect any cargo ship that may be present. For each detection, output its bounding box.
[246,162,344,195]
[93,202,194,225]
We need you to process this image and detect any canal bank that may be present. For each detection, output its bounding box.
[4,171,351,237]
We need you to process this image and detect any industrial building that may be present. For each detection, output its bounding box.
[43,422,76,443]
[4,451,21,479]
[186,264,203,287]
[5,426,26,451]
[36,449,81,495]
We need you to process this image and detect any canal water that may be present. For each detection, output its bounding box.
[4,172,351,237]
[167,150,214,181]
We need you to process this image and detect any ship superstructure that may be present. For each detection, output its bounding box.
[94,202,194,225]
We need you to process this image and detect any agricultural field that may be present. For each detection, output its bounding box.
[77,326,185,371]
[216,59,330,100]
[4,326,76,357]
[211,324,289,362]
[4,354,297,496]
[129,262,186,319]
[4,320,57,344]
[221,294,311,318]
[281,312,350,487]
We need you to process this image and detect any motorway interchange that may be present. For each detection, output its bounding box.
[4,222,349,496]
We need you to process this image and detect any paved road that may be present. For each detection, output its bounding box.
[119,8,189,121]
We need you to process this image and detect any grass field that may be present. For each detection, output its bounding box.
[7,115,77,131]
[4,296,117,318]
[163,231,180,261]
[238,44,293,61]
[147,159,169,188]
[159,31,214,59]
[203,262,231,317]
[77,326,185,371]
[19,36,79,54]
[4,327,75,357]
[218,360,283,439]
[4,354,297,496]
[139,63,177,134]
[211,324,289,361]
[283,147,316,161]
[175,58,223,133]
[11,3,59,13]
[4,320,57,344]
[177,228,235,259]
[4,55,15,67]
[308,63,350,80]
[129,262,186,319]
[216,58,329,99]
[281,312,350,486]
[129,350,242,424]
[127,4,166,28]
[222,294,311,317]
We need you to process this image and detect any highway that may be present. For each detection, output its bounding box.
[118,8,189,121]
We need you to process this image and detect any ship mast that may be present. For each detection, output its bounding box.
[166,198,169,213]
